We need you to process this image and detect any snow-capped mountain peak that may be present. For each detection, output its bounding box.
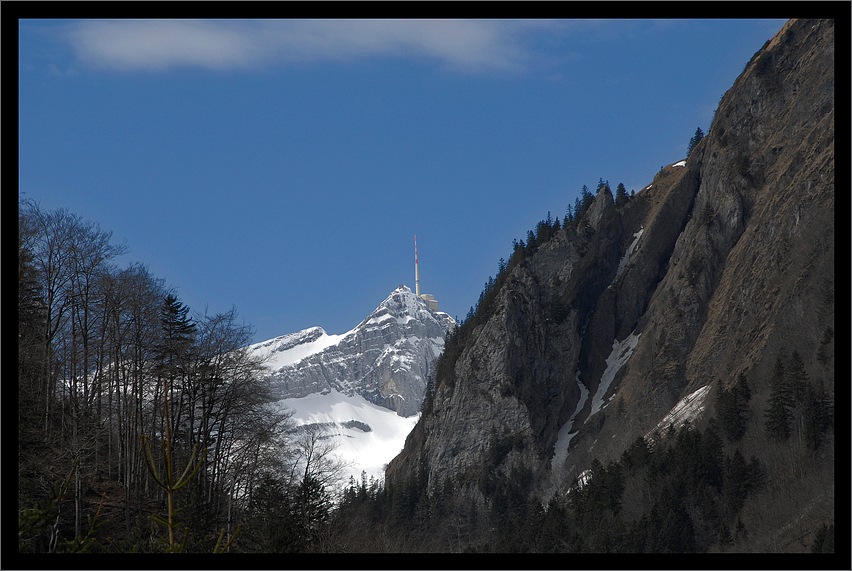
[356,285,455,335]
[248,285,455,482]
[250,285,455,417]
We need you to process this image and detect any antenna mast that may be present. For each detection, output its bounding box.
[415,235,421,297]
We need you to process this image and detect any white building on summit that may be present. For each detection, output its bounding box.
[414,235,440,311]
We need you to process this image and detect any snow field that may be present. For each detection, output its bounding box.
[275,389,419,483]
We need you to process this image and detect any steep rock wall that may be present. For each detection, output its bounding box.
[556,18,834,473]
[387,19,834,512]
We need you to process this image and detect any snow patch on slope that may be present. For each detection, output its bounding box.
[589,331,641,418]
[645,384,712,442]
[551,371,590,470]
[250,326,353,371]
[551,331,640,470]
[615,226,644,281]
[274,389,419,481]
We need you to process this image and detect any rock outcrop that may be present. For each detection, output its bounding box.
[585,185,614,231]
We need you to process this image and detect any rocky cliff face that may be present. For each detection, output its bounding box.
[387,17,834,527]
[251,286,455,417]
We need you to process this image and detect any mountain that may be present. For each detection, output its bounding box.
[250,285,455,418]
[384,18,834,551]
[246,286,455,480]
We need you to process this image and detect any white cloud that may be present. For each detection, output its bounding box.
[64,20,260,71]
[61,19,562,73]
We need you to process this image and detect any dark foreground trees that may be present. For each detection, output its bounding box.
[17,200,336,553]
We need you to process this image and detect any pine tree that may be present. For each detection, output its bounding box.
[803,380,833,450]
[733,517,748,544]
[575,185,594,224]
[816,327,834,366]
[764,357,793,440]
[786,350,809,401]
[582,185,594,207]
[722,449,749,515]
[716,371,751,443]
[294,475,332,551]
[242,474,292,552]
[18,239,50,482]
[564,204,574,227]
[420,376,435,416]
[525,230,537,255]
[620,436,650,471]
[155,294,196,382]
[686,127,705,157]
[153,294,197,456]
[615,183,629,208]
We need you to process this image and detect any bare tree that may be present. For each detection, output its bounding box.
[19,201,306,551]
[19,200,127,536]
[288,424,351,492]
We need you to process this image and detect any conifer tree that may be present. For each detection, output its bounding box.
[574,185,594,224]
[525,230,537,256]
[564,204,574,227]
[716,372,751,443]
[816,327,834,366]
[687,127,705,157]
[615,183,628,208]
[155,294,196,391]
[786,350,809,401]
[764,357,794,440]
[154,294,197,453]
[802,380,833,450]
[420,376,435,416]
[242,474,292,552]
[722,449,749,515]
[294,475,332,551]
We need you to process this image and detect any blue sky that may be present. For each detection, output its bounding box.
[19,18,788,343]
